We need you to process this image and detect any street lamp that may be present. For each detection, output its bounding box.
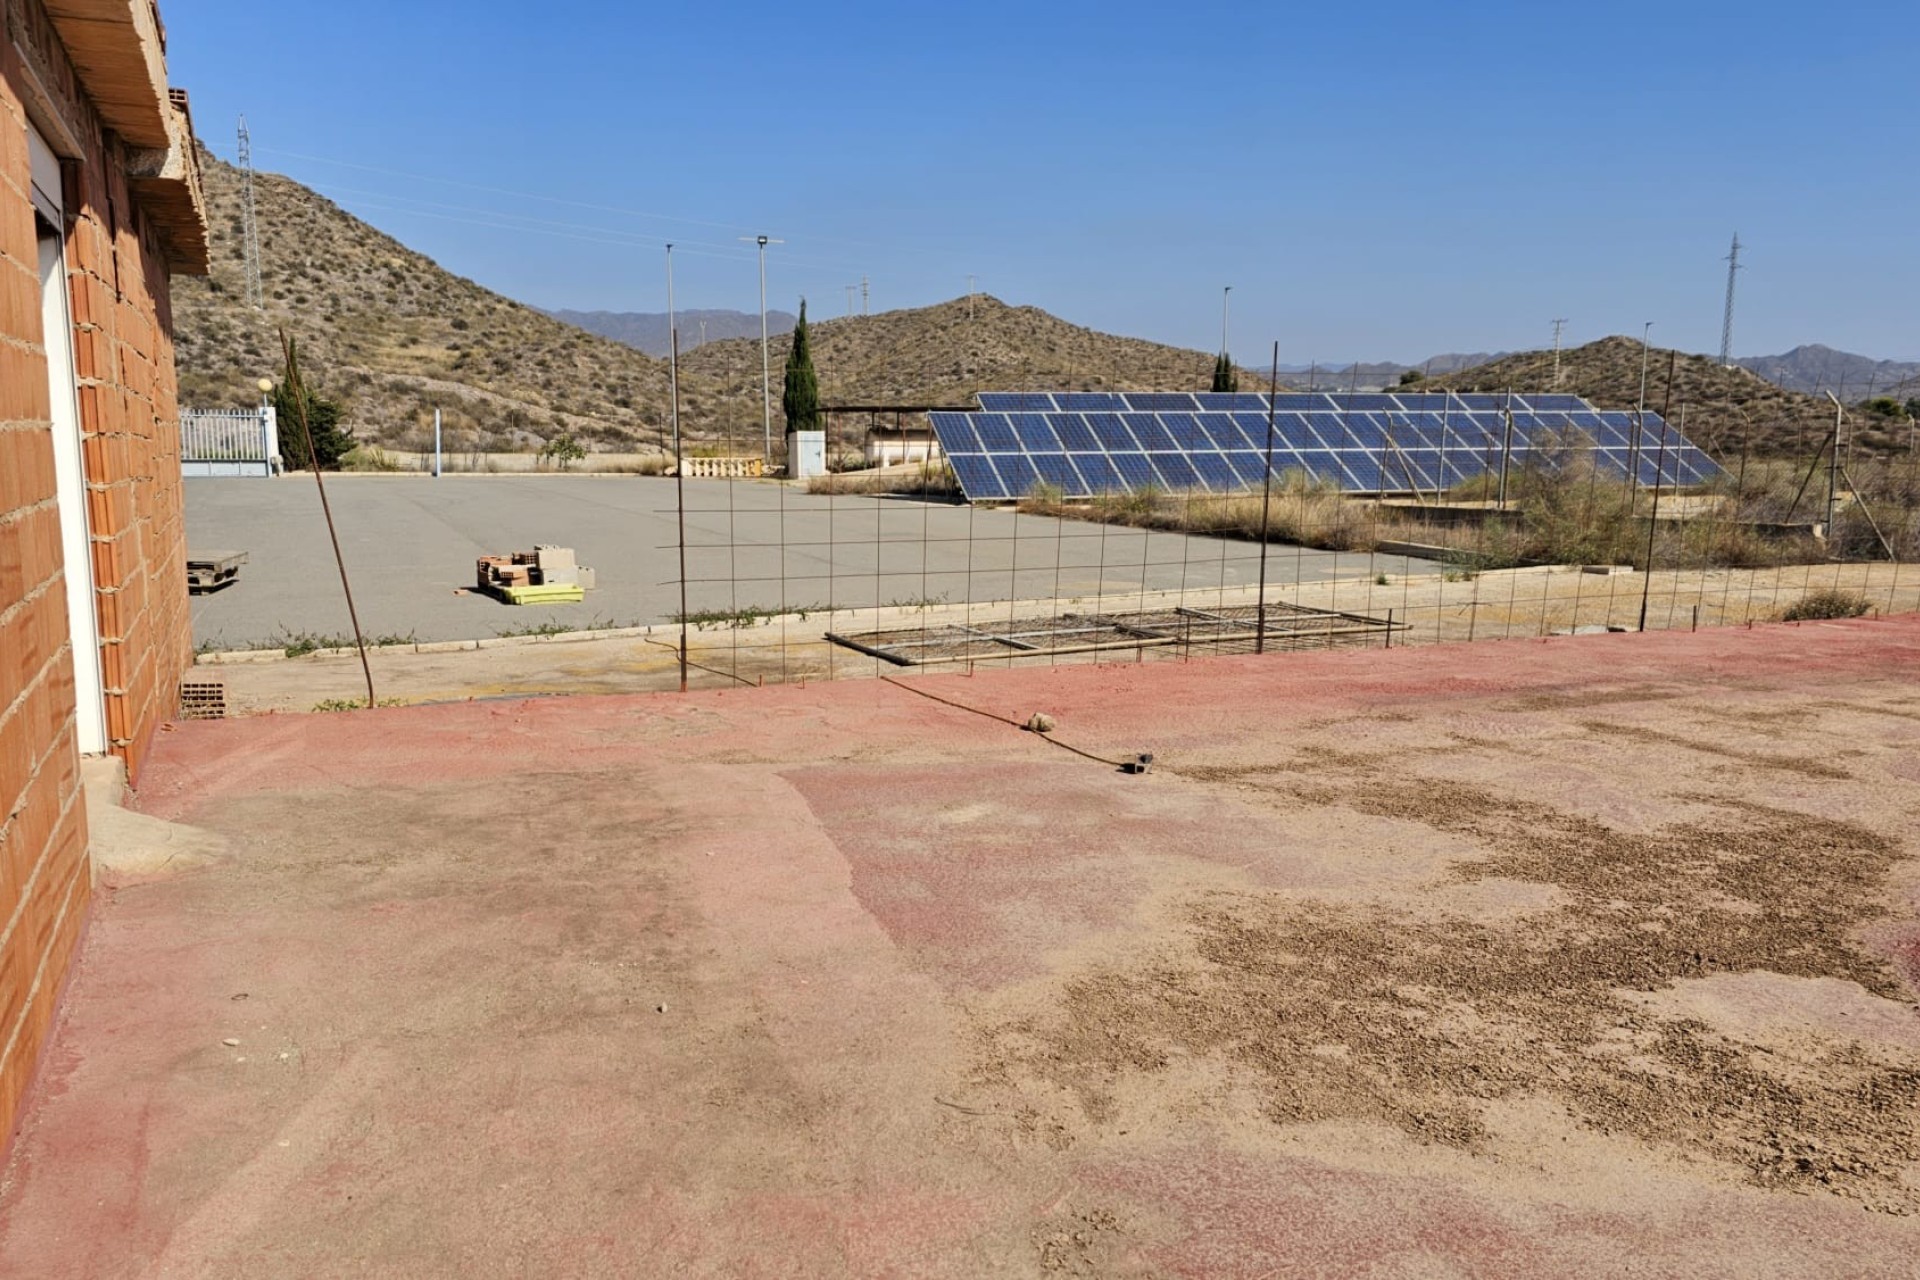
[739,233,784,464]
[1221,286,1232,360]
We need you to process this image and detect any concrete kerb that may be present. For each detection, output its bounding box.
[188,563,1618,671]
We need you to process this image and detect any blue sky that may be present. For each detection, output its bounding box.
[167,1,1916,364]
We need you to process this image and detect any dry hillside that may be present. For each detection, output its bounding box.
[173,154,1251,453]
[1427,337,1886,459]
[174,150,677,452]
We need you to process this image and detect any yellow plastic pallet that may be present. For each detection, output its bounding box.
[501,583,586,606]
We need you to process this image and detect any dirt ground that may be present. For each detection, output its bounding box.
[2,619,1918,1276]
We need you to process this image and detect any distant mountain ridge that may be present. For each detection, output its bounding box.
[546,308,796,358]
[1734,345,1920,398]
[1276,354,1506,390]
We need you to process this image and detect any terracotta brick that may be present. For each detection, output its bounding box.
[0,586,63,703]
[0,261,39,350]
[0,340,51,423]
[0,427,56,513]
[0,504,60,604]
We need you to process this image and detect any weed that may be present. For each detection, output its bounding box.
[493,614,620,639]
[1780,590,1874,622]
[311,697,409,712]
[672,602,835,630]
[276,628,416,658]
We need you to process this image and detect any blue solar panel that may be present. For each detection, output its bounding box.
[1190,452,1240,491]
[1039,414,1093,451]
[1072,452,1125,493]
[1159,413,1209,449]
[1086,413,1137,450]
[1271,414,1316,451]
[1398,449,1442,490]
[1341,413,1389,450]
[1194,393,1270,412]
[940,391,1724,502]
[1223,451,1272,486]
[995,452,1041,497]
[1294,450,1350,487]
[1124,413,1180,451]
[977,393,1055,412]
[1124,392,1201,412]
[1305,413,1348,448]
[1196,413,1249,450]
[1055,392,1125,412]
[1009,413,1061,451]
[1029,453,1085,492]
[947,453,1006,500]
[972,413,1020,452]
[1150,452,1204,491]
[930,412,981,453]
[1230,412,1277,448]
[1108,452,1157,489]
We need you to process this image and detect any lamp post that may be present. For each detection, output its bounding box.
[256,377,276,474]
[666,243,679,457]
[739,233,783,464]
[1221,286,1231,360]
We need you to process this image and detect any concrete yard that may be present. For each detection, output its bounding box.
[3,620,1920,1276]
[183,474,1436,648]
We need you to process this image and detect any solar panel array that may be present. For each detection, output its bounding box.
[929,391,1722,503]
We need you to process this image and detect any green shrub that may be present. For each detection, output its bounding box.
[1780,590,1873,622]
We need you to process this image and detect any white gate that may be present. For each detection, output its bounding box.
[181,408,278,477]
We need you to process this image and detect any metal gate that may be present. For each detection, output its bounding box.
[181,407,278,477]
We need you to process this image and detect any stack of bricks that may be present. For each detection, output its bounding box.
[1,0,205,1149]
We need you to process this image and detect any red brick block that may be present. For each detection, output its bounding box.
[0,340,51,423]
[0,426,56,513]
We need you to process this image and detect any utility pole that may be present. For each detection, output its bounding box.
[1551,318,1568,387]
[739,234,783,463]
[1720,233,1742,367]
[861,275,869,316]
[666,244,680,456]
[845,283,855,317]
[1221,286,1232,358]
[237,116,263,310]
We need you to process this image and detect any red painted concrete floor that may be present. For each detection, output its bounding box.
[4,619,1920,1277]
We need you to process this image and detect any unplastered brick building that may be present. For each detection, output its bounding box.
[1,0,205,1141]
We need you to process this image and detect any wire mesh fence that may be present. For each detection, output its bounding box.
[655,419,1920,691]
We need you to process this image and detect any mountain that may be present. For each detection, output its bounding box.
[1423,337,1906,458]
[545,308,795,358]
[172,154,1255,453]
[1736,345,1920,399]
[1276,353,1506,391]
[173,149,679,452]
[674,295,1246,441]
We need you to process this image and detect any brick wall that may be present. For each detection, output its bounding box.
[1,0,201,1149]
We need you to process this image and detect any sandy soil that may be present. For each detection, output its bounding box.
[2,618,1917,1276]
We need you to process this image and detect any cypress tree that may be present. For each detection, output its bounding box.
[1211,352,1239,394]
[782,299,820,433]
[273,338,354,469]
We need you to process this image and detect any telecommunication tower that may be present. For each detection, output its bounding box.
[1719,234,1742,367]
[237,116,263,310]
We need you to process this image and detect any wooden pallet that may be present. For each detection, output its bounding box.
[186,551,248,593]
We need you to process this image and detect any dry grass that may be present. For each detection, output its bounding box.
[807,464,961,498]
